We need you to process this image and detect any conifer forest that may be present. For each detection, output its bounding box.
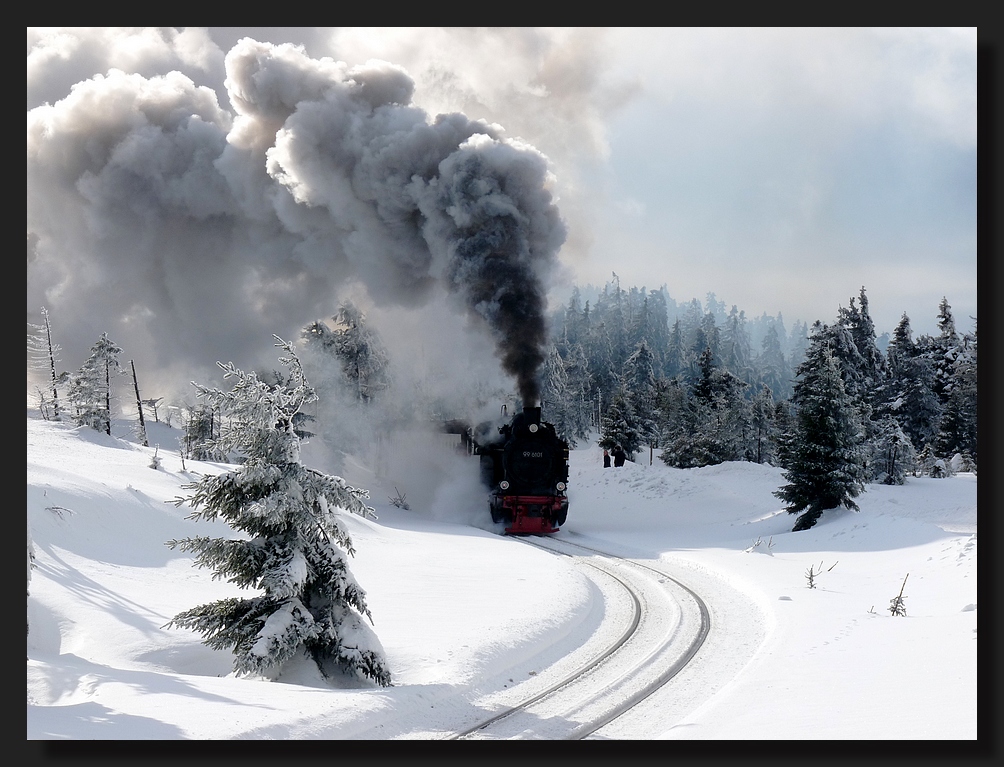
[540,281,977,497]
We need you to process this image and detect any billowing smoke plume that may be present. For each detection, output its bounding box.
[27,36,565,405]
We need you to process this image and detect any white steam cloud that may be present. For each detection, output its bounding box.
[27,35,567,407]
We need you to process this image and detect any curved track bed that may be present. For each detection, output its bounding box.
[453,536,712,739]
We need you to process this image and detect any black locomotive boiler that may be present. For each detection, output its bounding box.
[468,405,570,535]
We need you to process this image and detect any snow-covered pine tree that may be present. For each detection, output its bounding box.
[756,323,792,401]
[541,344,592,447]
[721,305,754,388]
[659,383,714,469]
[598,385,642,459]
[870,415,917,485]
[660,340,747,470]
[541,343,575,444]
[835,288,888,481]
[653,376,690,465]
[927,297,960,404]
[680,297,704,351]
[303,302,391,404]
[880,313,942,453]
[67,332,122,435]
[665,318,686,379]
[182,404,225,462]
[839,287,886,401]
[693,345,751,465]
[165,337,391,687]
[916,442,951,478]
[623,340,659,453]
[934,319,977,465]
[559,342,596,444]
[558,288,586,353]
[774,338,867,531]
[749,383,780,465]
[698,311,721,367]
[637,288,671,374]
[299,304,394,473]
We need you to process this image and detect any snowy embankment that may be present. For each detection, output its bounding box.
[564,449,977,739]
[27,414,977,739]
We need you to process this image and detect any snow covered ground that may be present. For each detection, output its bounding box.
[27,413,978,741]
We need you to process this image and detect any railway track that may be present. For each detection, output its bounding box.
[450,536,711,740]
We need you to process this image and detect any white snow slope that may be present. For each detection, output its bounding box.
[27,413,982,745]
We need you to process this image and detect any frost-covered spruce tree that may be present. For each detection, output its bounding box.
[165,338,391,687]
[774,339,866,531]
[302,301,390,404]
[881,312,942,452]
[598,385,642,459]
[555,342,595,446]
[870,415,917,486]
[182,404,225,462]
[67,332,122,435]
[623,340,660,451]
[749,383,780,465]
[934,319,977,465]
[541,344,581,446]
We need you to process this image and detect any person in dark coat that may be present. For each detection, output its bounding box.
[612,444,627,467]
[603,449,611,468]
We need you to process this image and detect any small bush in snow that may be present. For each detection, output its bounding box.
[805,560,837,589]
[744,536,774,555]
[388,488,410,510]
[889,574,909,617]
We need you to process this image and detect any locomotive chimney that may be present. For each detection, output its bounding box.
[523,404,541,425]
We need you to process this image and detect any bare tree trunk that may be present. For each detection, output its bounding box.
[131,360,148,447]
[104,360,112,435]
[43,310,61,420]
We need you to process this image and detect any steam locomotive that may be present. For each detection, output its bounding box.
[465,405,570,535]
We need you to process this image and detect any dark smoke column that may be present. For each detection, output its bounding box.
[426,137,566,407]
[225,40,567,403]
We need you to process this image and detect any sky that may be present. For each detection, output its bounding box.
[27,27,978,404]
[26,411,980,741]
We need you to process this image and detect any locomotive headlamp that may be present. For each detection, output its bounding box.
[528,423,538,433]
[499,480,510,490]
[556,482,566,491]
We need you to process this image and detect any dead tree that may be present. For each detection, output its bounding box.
[130,360,148,447]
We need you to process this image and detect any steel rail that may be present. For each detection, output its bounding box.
[549,537,712,739]
[451,546,643,739]
[452,536,710,740]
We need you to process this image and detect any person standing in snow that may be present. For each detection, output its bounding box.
[613,445,627,467]
[603,449,611,468]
